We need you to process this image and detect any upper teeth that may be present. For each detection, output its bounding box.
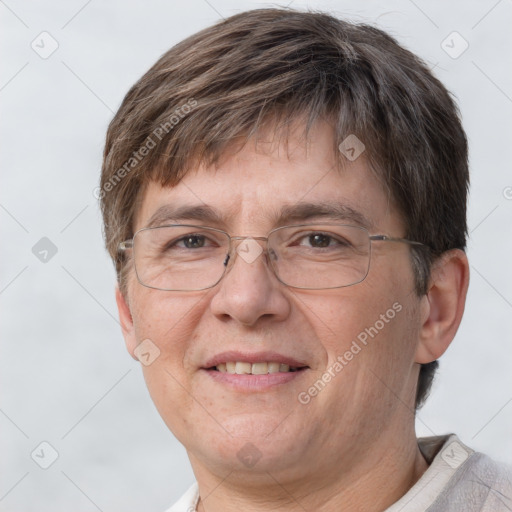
[216,362,296,374]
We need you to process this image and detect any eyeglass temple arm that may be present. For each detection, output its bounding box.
[369,235,424,246]
[118,240,134,251]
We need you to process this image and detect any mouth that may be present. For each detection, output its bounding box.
[201,352,310,391]
[210,361,307,374]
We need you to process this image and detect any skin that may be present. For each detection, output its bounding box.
[116,120,469,511]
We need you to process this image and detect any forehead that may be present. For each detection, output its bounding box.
[135,121,401,234]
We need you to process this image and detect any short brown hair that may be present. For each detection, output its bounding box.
[100,8,469,408]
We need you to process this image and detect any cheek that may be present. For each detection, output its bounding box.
[130,290,212,439]
[140,363,198,445]
[129,287,211,372]
[299,286,400,353]
[131,286,200,334]
[296,291,420,441]
[300,259,419,376]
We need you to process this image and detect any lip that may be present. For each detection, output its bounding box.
[201,350,310,392]
[202,350,309,369]
[204,368,307,391]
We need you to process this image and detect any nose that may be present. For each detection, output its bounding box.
[209,238,291,327]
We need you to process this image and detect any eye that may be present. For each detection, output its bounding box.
[178,234,206,249]
[163,233,215,252]
[297,232,350,249]
[306,233,334,248]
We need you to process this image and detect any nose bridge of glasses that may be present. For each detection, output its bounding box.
[228,236,269,253]
[228,236,269,262]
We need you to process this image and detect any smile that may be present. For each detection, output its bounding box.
[201,351,310,390]
[213,362,304,374]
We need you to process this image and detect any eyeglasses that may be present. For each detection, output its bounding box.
[118,223,425,291]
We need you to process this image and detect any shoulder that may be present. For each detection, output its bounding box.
[454,450,512,509]
[387,435,512,512]
[424,435,512,511]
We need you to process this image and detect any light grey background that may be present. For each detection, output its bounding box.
[1,1,511,511]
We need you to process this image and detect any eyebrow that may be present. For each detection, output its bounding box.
[274,202,373,229]
[144,201,373,231]
[145,204,224,229]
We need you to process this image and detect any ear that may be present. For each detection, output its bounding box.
[415,249,470,364]
[115,285,139,361]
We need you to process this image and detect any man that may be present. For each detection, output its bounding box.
[99,8,511,511]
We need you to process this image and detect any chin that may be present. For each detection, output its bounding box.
[200,436,305,476]
[196,414,307,470]
[220,410,296,438]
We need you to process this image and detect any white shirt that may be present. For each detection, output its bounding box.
[165,435,512,512]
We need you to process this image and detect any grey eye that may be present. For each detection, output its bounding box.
[182,235,206,249]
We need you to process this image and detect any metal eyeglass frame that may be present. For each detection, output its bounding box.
[118,223,426,291]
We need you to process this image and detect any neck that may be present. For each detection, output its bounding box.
[191,430,429,512]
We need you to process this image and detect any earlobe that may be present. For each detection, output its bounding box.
[415,249,470,364]
[115,286,139,361]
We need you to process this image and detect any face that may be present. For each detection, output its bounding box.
[118,121,426,485]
